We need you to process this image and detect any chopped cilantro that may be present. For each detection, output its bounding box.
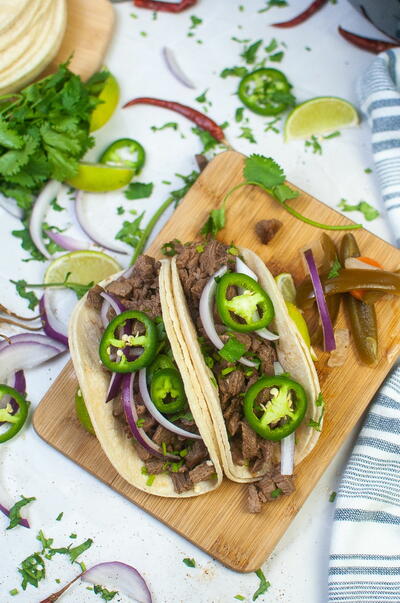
[259,0,288,12]
[323,131,341,139]
[68,538,93,563]
[141,465,148,475]
[115,212,144,248]
[235,107,244,122]
[10,589,19,596]
[189,15,202,29]
[116,206,125,215]
[10,278,39,310]
[241,40,262,65]
[50,196,64,212]
[146,474,155,486]
[161,239,180,256]
[13,272,94,301]
[196,244,204,253]
[183,557,196,567]
[195,89,209,104]
[238,5,244,11]
[11,223,47,263]
[221,366,236,376]
[191,126,221,153]
[327,257,342,279]
[316,392,324,406]
[269,51,284,62]
[364,167,372,174]
[18,553,46,590]
[234,596,245,601]
[264,117,281,133]
[338,199,379,222]
[136,418,145,428]
[124,182,153,200]
[56,512,63,521]
[309,392,325,431]
[329,491,337,503]
[220,66,248,79]
[219,336,246,363]
[253,568,271,600]
[151,122,178,132]
[6,495,36,530]
[69,533,77,539]
[228,245,239,255]
[305,46,312,51]
[130,12,138,18]
[200,206,225,237]
[232,36,251,44]
[305,135,322,154]
[93,584,118,601]
[271,487,282,499]
[161,441,168,456]
[265,38,278,53]
[140,31,147,37]
[210,376,218,388]
[239,127,257,143]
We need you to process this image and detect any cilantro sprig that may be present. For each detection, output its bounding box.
[200,155,363,236]
[11,272,94,309]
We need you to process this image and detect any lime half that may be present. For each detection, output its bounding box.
[284,96,359,141]
[67,162,134,192]
[285,301,311,349]
[44,250,121,285]
[75,388,95,435]
[275,273,296,304]
[90,72,120,132]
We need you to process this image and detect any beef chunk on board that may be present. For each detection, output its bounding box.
[189,461,215,484]
[247,484,262,514]
[249,439,274,475]
[255,219,282,245]
[171,472,193,494]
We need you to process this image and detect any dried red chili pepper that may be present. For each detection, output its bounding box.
[338,26,400,54]
[272,0,327,28]
[123,97,226,142]
[133,0,197,13]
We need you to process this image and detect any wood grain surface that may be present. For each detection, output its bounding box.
[33,151,400,573]
[41,0,114,81]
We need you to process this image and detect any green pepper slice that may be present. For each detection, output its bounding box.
[99,138,146,174]
[216,272,274,332]
[150,368,186,414]
[0,385,29,443]
[147,353,176,384]
[243,375,307,441]
[238,68,295,116]
[99,310,158,373]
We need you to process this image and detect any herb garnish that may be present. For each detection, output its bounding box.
[220,66,248,79]
[116,212,144,248]
[183,557,196,567]
[239,127,257,144]
[234,596,245,601]
[124,182,153,200]
[253,568,271,600]
[305,135,322,155]
[93,584,118,601]
[151,122,178,132]
[12,272,94,307]
[6,495,36,530]
[11,278,39,310]
[308,392,325,432]
[259,0,288,13]
[200,206,226,237]
[241,40,263,65]
[219,336,246,363]
[329,491,337,503]
[338,199,379,222]
[56,512,64,521]
[327,257,342,279]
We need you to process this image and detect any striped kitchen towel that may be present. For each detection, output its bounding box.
[328,366,400,602]
[358,49,400,246]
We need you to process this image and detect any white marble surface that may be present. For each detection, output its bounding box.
[1,1,395,601]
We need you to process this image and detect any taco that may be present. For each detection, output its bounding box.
[69,255,223,498]
[168,239,322,511]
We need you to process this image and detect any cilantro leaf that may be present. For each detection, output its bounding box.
[151,122,178,132]
[183,558,196,567]
[116,212,144,248]
[68,538,93,563]
[309,392,325,431]
[18,553,45,590]
[124,182,153,200]
[244,154,285,189]
[10,279,39,310]
[218,335,246,363]
[0,119,24,149]
[265,38,278,53]
[329,491,337,503]
[195,89,209,104]
[253,569,271,600]
[338,199,379,222]
[239,127,257,144]
[6,496,36,530]
[220,66,248,79]
[327,257,342,279]
[93,585,118,601]
[200,206,226,237]
[241,40,262,64]
[269,51,284,62]
[192,126,221,153]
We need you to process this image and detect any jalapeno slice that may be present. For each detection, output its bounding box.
[243,375,307,441]
[0,385,29,443]
[150,368,187,414]
[99,310,158,373]
[216,272,274,332]
[238,68,295,116]
[147,353,176,383]
[99,138,146,174]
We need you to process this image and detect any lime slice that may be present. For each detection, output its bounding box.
[284,96,359,141]
[44,250,121,285]
[75,388,95,435]
[275,273,296,304]
[90,72,120,132]
[285,301,311,349]
[67,162,134,192]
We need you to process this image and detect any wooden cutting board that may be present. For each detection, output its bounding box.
[33,151,400,573]
[41,0,115,81]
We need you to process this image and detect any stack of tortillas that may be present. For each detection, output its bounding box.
[0,0,67,95]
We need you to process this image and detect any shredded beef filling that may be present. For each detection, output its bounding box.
[87,254,215,494]
[175,239,295,512]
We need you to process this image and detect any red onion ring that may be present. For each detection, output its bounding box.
[121,373,178,460]
[304,248,336,352]
[100,292,126,328]
[138,368,202,440]
[29,180,63,259]
[105,372,123,403]
[45,230,91,252]
[75,191,128,255]
[0,341,64,384]
[0,333,66,354]
[163,46,196,89]
[83,561,152,603]
[40,294,69,346]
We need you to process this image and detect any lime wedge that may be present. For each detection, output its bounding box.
[44,250,121,285]
[285,301,311,348]
[75,388,95,435]
[90,72,120,132]
[275,273,296,304]
[284,96,359,141]
[67,162,134,192]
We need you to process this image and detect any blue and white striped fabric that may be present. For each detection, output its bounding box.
[358,49,400,246]
[328,367,400,602]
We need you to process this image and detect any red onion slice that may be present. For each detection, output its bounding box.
[100,292,126,328]
[139,368,202,440]
[199,267,256,368]
[45,230,91,252]
[0,333,66,354]
[235,257,279,342]
[0,502,30,529]
[105,372,123,403]
[75,191,128,255]
[163,46,196,89]
[122,373,178,460]
[40,294,69,346]
[0,192,24,219]
[304,248,336,352]
[29,180,63,259]
[274,361,295,476]
[83,562,152,603]
[0,341,64,384]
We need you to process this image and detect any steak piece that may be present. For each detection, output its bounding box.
[189,461,215,483]
[241,421,259,460]
[86,284,104,310]
[273,470,295,495]
[255,219,282,245]
[230,437,245,466]
[133,440,153,462]
[249,438,274,475]
[218,370,245,397]
[145,458,166,474]
[152,425,176,446]
[185,440,208,469]
[247,484,262,513]
[106,278,133,298]
[227,411,241,437]
[134,254,159,282]
[171,471,193,494]
[256,475,277,502]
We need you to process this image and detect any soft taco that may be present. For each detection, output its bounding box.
[168,239,322,511]
[69,255,223,498]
